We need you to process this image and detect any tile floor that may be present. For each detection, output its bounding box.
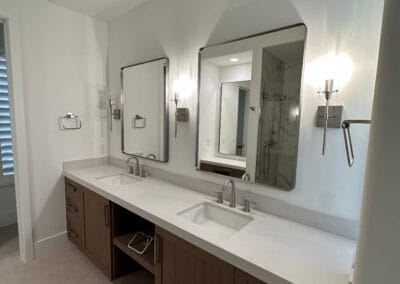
[0,224,111,284]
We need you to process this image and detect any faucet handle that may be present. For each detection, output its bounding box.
[140,164,148,178]
[213,191,223,204]
[127,165,134,174]
[242,199,256,213]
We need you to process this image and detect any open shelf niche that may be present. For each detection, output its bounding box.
[111,203,156,284]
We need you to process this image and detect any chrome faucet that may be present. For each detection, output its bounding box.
[126,156,140,176]
[241,173,250,181]
[222,179,236,208]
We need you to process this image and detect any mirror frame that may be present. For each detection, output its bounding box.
[121,57,169,162]
[195,24,307,191]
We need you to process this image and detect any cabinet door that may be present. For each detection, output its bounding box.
[155,226,234,284]
[235,268,290,284]
[83,189,112,279]
[235,269,266,284]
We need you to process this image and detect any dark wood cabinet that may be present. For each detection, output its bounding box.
[155,226,235,284]
[65,178,272,284]
[83,188,112,279]
[65,178,84,250]
[235,269,268,284]
[200,161,245,178]
[64,178,112,279]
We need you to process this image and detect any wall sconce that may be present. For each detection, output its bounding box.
[318,79,338,155]
[307,53,354,155]
[172,75,193,138]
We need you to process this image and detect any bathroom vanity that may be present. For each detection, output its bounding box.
[63,162,355,284]
[65,175,267,284]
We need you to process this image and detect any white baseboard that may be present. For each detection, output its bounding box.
[34,231,67,259]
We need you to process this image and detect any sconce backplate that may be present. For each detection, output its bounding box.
[316,105,344,128]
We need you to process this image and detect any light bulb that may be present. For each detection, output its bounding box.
[173,75,194,100]
[306,53,354,91]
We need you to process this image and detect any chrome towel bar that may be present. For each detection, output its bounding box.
[342,120,371,167]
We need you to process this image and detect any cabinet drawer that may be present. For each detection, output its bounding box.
[65,178,83,198]
[65,178,83,215]
[67,213,84,249]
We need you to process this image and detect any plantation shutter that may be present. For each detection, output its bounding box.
[0,55,13,176]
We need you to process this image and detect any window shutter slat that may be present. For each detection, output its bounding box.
[0,56,13,177]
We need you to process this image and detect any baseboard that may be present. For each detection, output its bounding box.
[34,231,67,260]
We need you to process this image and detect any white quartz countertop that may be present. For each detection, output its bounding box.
[201,157,246,170]
[64,164,356,284]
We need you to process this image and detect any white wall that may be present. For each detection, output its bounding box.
[353,0,400,282]
[199,61,220,159]
[0,0,108,243]
[108,0,383,223]
[220,63,252,83]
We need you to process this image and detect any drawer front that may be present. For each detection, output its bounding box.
[65,178,84,250]
[67,212,84,249]
[65,178,84,216]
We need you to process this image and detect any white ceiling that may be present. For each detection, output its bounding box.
[206,51,253,67]
[49,0,149,21]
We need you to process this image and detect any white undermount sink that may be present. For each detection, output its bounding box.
[96,173,141,187]
[178,202,254,240]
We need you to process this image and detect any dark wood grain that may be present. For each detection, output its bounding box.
[83,188,112,279]
[155,226,235,284]
[235,269,268,284]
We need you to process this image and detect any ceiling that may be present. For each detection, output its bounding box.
[49,0,149,21]
[206,51,253,67]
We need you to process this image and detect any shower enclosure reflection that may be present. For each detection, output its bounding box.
[255,43,303,189]
[197,25,305,191]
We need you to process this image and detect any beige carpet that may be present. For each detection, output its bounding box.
[0,224,112,284]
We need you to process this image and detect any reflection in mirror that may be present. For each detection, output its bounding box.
[255,42,304,189]
[197,25,306,191]
[219,81,251,157]
[122,58,169,162]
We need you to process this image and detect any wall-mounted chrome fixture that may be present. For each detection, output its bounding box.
[172,93,189,138]
[318,79,338,155]
[109,97,120,132]
[342,120,371,167]
[146,153,156,160]
[58,113,82,130]
[172,75,193,138]
[133,115,146,129]
[316,105,343,128]
[307,53,354,156]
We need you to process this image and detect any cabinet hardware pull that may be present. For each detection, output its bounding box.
[67,184,77,192]
[67,198,78,213]
[68,227,79,239]
[67,204,78,213]
[104,205,110,227]
[154,234,161,264]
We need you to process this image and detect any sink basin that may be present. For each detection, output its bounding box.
[178,202,253,240]
[97,173,141,187]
